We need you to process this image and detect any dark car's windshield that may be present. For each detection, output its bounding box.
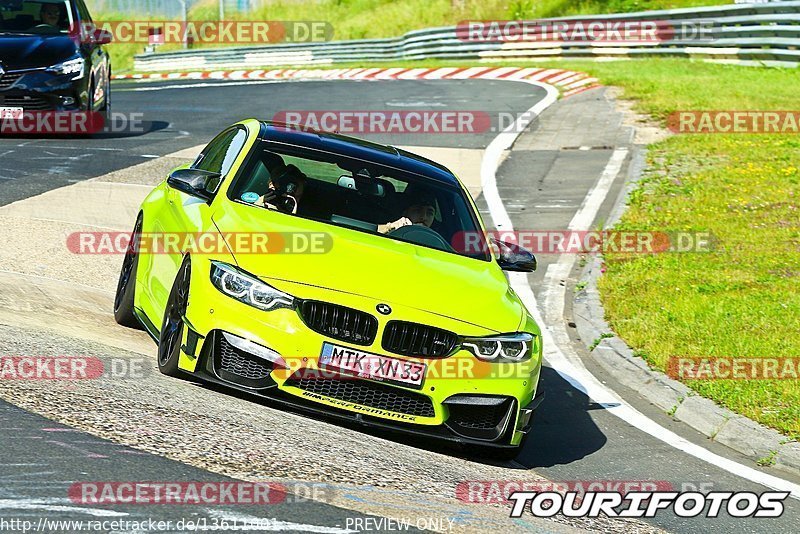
[0,0,73,35]
[228,140,491,261]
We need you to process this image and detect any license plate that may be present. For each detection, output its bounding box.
[319,343,426,389]
[0,107,23,120]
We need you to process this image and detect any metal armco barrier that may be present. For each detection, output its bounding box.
[134,1,800,71]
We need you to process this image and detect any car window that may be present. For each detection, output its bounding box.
[0,0,73,34]
[194,128,247,177]
[228,141,491,261]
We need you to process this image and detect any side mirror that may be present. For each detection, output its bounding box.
[93,29,113,45]
[494,239,537,272]
[167,168,221,201]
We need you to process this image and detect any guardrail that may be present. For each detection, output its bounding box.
[134,1,800,71]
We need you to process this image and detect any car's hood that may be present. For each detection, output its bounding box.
[0,34,77,70]
[213,202,524,333]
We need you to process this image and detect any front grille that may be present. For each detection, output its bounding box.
[382,321,457,358]
[298,300,378,346]
[0,73,23,90]
[1,95,51,111]
[212,333,275,389]
[285,373,435,418]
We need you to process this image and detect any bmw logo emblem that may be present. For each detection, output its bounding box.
[376,304,392,315]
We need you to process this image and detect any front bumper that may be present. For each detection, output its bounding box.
[0,68,87,111]
[172,258,543,447]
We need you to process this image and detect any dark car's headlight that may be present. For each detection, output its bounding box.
[210,262,294,311]
[46,57,85,79]
[462,333,535,363]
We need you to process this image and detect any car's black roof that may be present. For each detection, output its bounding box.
[258,121,461,187]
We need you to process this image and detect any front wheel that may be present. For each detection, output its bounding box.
[158,258,191,377]
[113,215,143,329]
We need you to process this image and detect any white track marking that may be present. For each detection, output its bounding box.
[397,68,432,79]
[125,80,286,91]
[477,66,519,79]
[0,499,127,517]
[505,68,543,80]
[423,67,461,79]
[373,67,406,80]
[353,68,383,79]
[481,79,800,499]
[449,67,492,79]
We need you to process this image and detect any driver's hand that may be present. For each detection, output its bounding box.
[385,217,412,232]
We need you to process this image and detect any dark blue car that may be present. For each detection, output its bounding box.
[0,0,110,115]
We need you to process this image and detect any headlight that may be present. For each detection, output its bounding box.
[462,333,535,363]
[210,262,294,311]
[47,57,85,78]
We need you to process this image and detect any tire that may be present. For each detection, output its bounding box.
[113,215,143,329]
[157,257,191,377]
[100,68,111,112]
[99,68,111,126]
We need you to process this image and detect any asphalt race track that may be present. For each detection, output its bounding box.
[0,77,798,533]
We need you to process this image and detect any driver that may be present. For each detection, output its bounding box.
[378,193,437,234]
[38,3,62,27]
[259,164,307,214]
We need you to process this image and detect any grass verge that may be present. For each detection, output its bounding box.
[553,60,800,439]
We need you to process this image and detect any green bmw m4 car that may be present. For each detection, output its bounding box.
[114,119,544,456]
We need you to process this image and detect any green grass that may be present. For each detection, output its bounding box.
[98,0,729,73]
[552,60,800,438]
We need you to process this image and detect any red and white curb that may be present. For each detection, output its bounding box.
[113,66,600,98]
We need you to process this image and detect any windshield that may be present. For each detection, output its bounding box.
[0,0,73,35]
[227,140,491,261]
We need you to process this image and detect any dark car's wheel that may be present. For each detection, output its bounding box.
[113,215,143,329]
[100,68,111,113]
[99,69,111,126]
[158,257,191,377]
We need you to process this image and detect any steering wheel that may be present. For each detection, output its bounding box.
[31,23,58,32]
[388,224,454,252]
